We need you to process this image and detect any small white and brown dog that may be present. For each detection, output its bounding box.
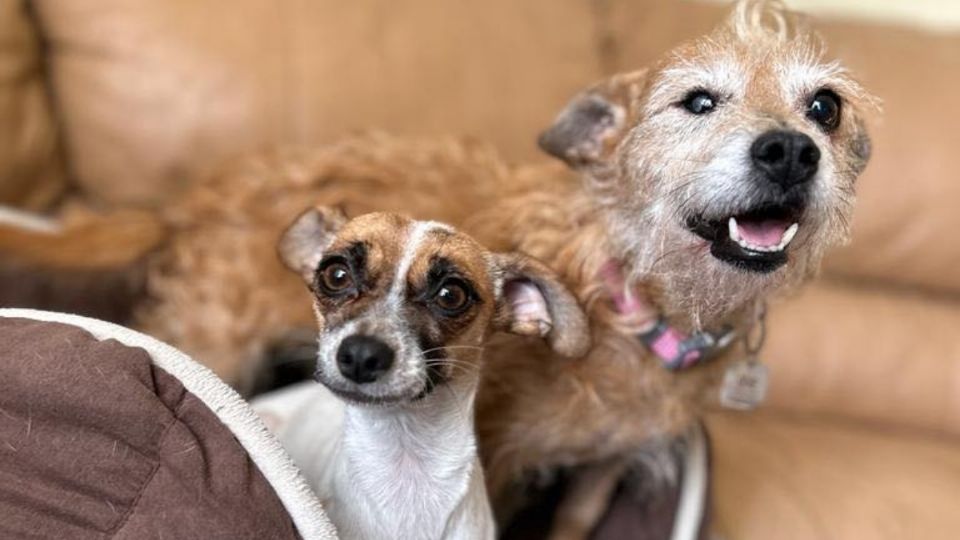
[252,207,589,540]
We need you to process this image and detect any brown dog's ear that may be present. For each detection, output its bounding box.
[492,253,590,358]
[278,205,347,283]
[538,69,648,169]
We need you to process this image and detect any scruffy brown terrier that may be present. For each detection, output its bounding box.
[0,0,876,536]
[468,0,876,536]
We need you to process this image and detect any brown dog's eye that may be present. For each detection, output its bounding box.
[681,90,718,115]
[433,279,472,315]
[807,89,842,132]
[317,260,354,296]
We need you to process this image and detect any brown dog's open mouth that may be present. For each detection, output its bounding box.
[686,203,803,273]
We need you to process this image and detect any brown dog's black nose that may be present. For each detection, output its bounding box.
[751,130,820,189]
[337,335,395,384]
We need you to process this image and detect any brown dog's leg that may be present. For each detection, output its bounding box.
[547,459,627,540]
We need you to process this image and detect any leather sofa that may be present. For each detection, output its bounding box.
[2,1,958,537]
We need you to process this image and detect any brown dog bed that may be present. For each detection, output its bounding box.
[0,309,337,540]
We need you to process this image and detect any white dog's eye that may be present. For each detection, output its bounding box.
[681,90,718,115]
[433,279,472,315]
[317,258,356,297]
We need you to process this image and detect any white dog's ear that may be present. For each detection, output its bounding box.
[492,253,590,358]
[538,69,648,169]
[278,205,347,283]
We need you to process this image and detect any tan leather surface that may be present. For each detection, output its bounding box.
[32,0,601,206]
[0,0,64,210]
[710,411,960,540]
[762,280,960,436]
[820,25,960,293]
[607,1,960,293]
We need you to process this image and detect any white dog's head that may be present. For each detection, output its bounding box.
[278,207,589,406]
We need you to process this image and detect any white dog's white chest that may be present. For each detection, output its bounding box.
[252,382,494,540]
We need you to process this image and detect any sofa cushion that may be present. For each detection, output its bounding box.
[607,0,960,294]
[763,281,960,436]
[0,0,64,210]
[817,24,960,294]
[710,411,960,540]
[31,0,601,206]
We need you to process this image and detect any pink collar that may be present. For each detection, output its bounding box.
[599,261,736,371]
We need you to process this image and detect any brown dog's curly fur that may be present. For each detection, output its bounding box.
[466,188,725,491]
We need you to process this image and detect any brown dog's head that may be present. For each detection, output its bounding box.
[278,207,589,406]
[540,0,878,325]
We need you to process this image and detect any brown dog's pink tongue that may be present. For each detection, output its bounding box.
[736,219,789,247]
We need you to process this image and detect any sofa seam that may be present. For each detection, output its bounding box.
[22,0,77,205]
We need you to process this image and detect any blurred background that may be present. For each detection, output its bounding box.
[1,0,958,538]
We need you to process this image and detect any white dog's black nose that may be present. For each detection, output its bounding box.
[337,335,395,384]
[751,130,820,189]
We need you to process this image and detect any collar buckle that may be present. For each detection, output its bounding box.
[638,320,737,371]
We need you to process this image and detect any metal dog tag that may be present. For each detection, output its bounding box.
[720,359,768,410]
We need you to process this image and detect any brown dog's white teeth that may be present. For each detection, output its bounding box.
[780,223,799,249]
[728,217,799,253]
[728,216,742,244]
